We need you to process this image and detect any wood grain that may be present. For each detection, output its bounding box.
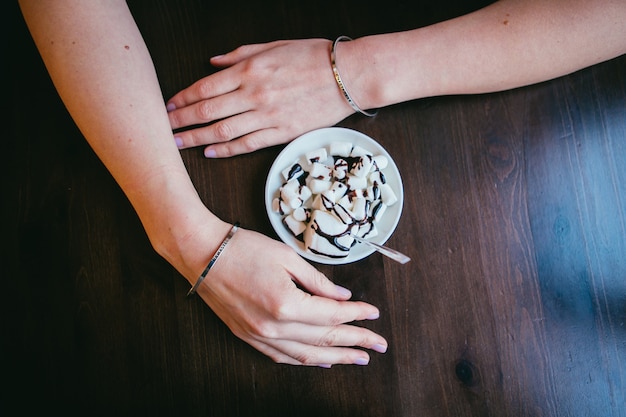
[5,1,625,416]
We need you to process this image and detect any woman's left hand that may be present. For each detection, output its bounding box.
[166,39,353,158]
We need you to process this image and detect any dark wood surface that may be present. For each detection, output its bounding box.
[5,1,626,416]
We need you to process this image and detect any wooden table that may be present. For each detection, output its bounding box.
[6,1,626,416]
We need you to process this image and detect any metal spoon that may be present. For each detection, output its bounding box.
[351,234,411,264]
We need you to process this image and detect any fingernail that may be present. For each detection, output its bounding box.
[354,357,369,366]
[211,54,225,60]
[335,285,352,298]
[318,364,332,369]
[166,102,176,112]
[372,344,388,354]
[366,312,380,320]
[204,149,217,158]
[174,136,183,148]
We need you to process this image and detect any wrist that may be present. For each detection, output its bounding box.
[150,204,232,284]
[126,170,231,279]
[337,31,436,110]
[335,35,392,111]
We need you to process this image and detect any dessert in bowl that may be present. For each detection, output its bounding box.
[265,127,404,265]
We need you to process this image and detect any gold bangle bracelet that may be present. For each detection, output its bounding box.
[331,35,378,117]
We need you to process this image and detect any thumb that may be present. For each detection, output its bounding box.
[287,258,353,301]
[210,41,285,67]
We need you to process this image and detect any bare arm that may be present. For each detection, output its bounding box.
[19,0,387,366]
[19,0,215,256]
[345,0,626,108]
[167,0,626,157]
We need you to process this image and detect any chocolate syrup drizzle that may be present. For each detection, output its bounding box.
[278,151,388,258]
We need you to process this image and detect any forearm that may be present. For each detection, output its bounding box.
[342,0,626,108]
[19,0,225,262]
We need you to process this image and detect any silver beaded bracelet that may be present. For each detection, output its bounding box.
[331,35,378,117]
[187,222,240,297]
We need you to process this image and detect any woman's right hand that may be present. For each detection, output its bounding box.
[194,227,388,366]
[158,212,388,367]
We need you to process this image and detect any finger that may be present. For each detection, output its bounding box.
[285,257,352,300]
[168,89,250,131]
[209,41,286,67]
[246,337,369,367]
[166,69,241,111]
[175,111,285,153]
[257,321,388,354]
[260,338,373,367]
[202,126,297,157]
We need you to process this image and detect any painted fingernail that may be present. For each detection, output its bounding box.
[366,312,380,320]
[372,344,388,354]
[204,149,217,158]
[354,357,369,366]
[166,102,176,112]
[335,285,352,298]
[174,136,183,148]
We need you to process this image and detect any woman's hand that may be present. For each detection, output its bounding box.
[166,39,354,158]
[170,219,387,367]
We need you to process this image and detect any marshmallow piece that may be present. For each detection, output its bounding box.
[330,141,352,157]
[365,184,381,201]
[350,189,365,199]
[350,145,372,158]
[280,179,301,209]
[336,194,353,210]
[305,147,328,164]
[279,199,292,215]
[333,158,349,180]
[283,214,306,237]
[334,200,354,224]
[379,183,398,206]
[351,197,368,221]
[357,222,379,239]
[370,201,387,222]
[281,160,304,181]
[309,162,332,180]
[346,174,368,191]
[350,155,374,178]
[292,207,309,222]
[372,155,389,171]
[329,181,348,201]
[272,197,281,213]
[304,210,354,257]
[369,170,386,186]
[307,178,332,194]
[299,185,312,205]
[280,179,312,209]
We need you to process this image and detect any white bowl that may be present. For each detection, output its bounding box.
[265,127,404,264]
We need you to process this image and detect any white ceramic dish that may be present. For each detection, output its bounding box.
[265,127,404,264]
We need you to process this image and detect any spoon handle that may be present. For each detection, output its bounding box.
[351,234,411,264]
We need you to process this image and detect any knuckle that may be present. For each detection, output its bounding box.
[216,145,235,158]
[292,349,320,366]
[318,329,340,347]
[250,87,274,106]
[196,100,216,121]
[186,130,205,148]
[269,300,294,322]
[214,121,234,141]
[248,318,279,340]
[237,136,262,154]
[196,78,217,98]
